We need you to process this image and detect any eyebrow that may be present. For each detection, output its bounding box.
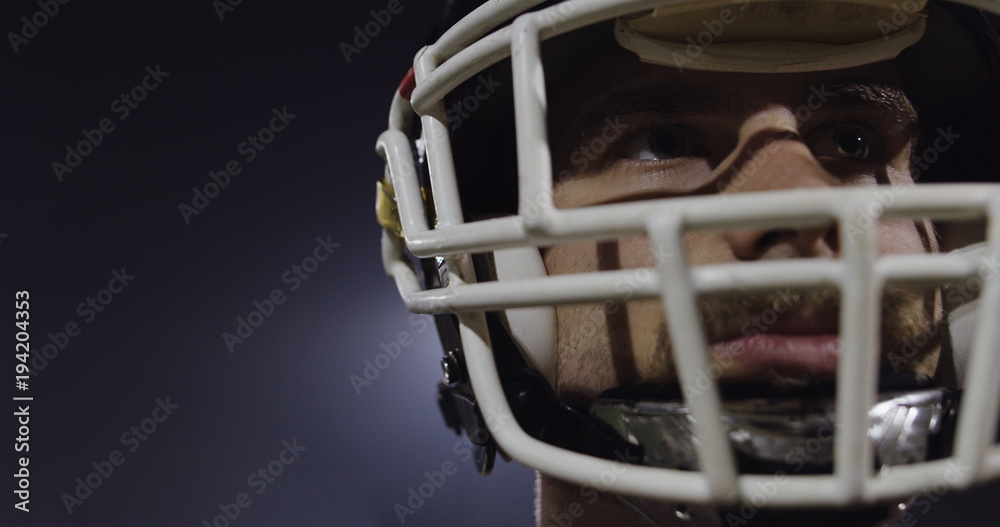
[553,78,920,156]
[815,82,919,136]
[555,80,723,153]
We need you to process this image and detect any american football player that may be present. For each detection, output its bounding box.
[376,0,1000,524]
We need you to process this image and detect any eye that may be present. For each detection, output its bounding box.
[812,125,871,160]
[622,127,688,160]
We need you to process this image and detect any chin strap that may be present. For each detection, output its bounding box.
[435,323,985,480]
[600,380,960,527]
[589,375,958,474]
[597,377,1000,527]
[433,246,639,473]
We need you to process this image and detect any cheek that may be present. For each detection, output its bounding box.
[886,144,916,186]
[879,150,929,254]
[624,299,674,383]
[544,228,737,275]
[683,231,734,266]
[543,236,659,275]
[553,303,620,399]
[543,242,597,275]
[877,219,927,255]
[604,233,735,269]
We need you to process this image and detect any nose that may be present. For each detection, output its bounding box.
[721,109,840,260]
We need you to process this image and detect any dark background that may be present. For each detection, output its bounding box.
[1,1,535,526]
[0,1,996,526]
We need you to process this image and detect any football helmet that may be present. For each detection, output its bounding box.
[375,0,1000,519]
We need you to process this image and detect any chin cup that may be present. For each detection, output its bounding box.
[591,388,958,474]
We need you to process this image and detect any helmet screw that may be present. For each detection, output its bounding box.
[441,351,464,384]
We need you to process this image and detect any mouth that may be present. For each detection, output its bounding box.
[706,312,840,381]
[710,333,839,379]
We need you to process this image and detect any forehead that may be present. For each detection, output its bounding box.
[548,48,907,128]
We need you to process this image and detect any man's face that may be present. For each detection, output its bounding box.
[543,50,940,401]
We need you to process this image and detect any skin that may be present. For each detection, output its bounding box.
[534,49,939,527]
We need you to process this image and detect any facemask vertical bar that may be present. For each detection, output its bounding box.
[413,39,465,229]
[431,0,549,66]
[511,14,556,233]
[388,82,415,133]
[378,131,430,240]
[648,211,740,503]
[835,197,882,501]
[954,192,1000,485]
[419,106,465,228]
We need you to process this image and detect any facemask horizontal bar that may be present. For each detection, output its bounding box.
[381,180,998,258]
[394,248,992,313]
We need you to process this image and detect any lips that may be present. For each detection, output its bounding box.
[706,312,840,380]
[710,334,839,378]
